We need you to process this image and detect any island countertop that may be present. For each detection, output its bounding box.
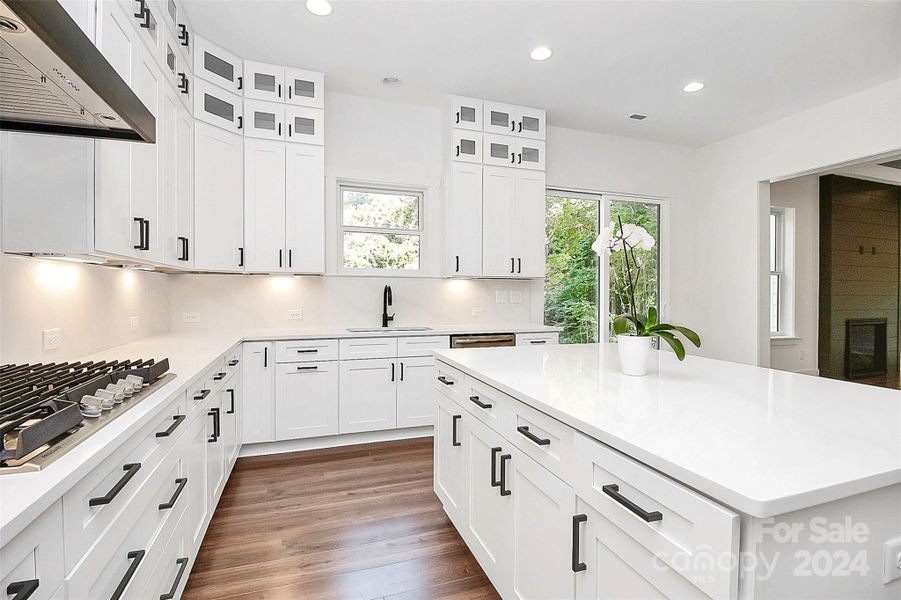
[432,343,901,518]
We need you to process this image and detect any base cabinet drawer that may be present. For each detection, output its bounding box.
[397,335,450,357]
[339,337,398,360]
[137,509,190,600]
[0,502,64,600]
[515,332,559,346]
[275,339,338,362]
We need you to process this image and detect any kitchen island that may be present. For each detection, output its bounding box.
[432,343,901,600]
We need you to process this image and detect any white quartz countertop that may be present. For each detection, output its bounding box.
[432,343,901,518]
[0,323,557,541]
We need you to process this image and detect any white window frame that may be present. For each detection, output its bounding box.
[770,207,796,339]
[337,182,426,276]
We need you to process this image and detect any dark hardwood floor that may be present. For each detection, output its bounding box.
[183,438,500,600]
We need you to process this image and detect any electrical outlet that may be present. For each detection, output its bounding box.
[884,536,901,583]
[510,290,523,304]
[471,307,484,317]
[129,316,139,332]
[288,308,303,320]
[495,290,509,304]
[42,328,62,351]
[182,312,200,323]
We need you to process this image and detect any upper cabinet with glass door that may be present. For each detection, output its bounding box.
[451,96,483,131]
[194,34,243,94]
[154,0,192,65]
[244,61,285,102]
[483,101,545,141]
[284,68,324,108]
[126,0,162,56]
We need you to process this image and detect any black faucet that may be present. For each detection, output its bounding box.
[382,285,395,328]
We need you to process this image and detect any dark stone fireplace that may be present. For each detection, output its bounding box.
[845,318,888,379]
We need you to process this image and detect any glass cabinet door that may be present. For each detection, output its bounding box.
[516,107,546,140]
[244,60,285,102]
[515,139,545,170]
[451,96,482,131]
[483,101,516,136]
[243,99,285,141]
[482,134,516,168]
[452,130,482,164]
[285,68,324,108]
[194,78,243,134]
[285,106,324,145]
[194,34,243,93]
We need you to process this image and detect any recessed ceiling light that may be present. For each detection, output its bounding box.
[382,76,401,87]
[305,0,332,16]
[682,81,705,93]
[530,46,553,61]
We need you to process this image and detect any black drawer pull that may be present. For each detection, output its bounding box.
[602,484,663,522]
[213,372,226,381]
[529,340,547,345]
[6,580,38,600]
[437,375,454,386]
[451,414,461,447]
[89,463,141,506]
[160,557,189,600]
[110,549,145,600]
[228,359,239,366]
[193,389,210,401]
[155,414,186,438]
[208,407,220,443]
[490,446,502,487]
[296,365,318,371]
[295,348,319,353]
[572,514,587,572]
[470,395,492,409]
[499,454,511,496]
[226,388,236,414]
[517,425,551,446]
[159,477,187,510]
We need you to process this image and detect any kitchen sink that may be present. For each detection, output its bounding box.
[346,327,433,332]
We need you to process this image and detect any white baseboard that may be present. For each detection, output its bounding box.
[799,368,820,376]
[238,426,434,458]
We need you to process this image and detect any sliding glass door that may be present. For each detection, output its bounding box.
[544,190,663,344]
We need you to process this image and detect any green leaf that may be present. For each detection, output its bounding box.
[654,331,686,360]
[612,316,631,335]
[672,326,701,348]
[647,306,658,328]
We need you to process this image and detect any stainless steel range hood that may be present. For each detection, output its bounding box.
[0,0,155,142]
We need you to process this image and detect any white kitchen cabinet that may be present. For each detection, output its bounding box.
[515,138,546,171]
[515,332,559,346]
[244,60,285,102]
[161,27,180,90]
[194,34,243,93]
[444,162,483,277]
[396,356,436,428]
[194,122,244,271]
[130,0,162,57]
[452,129,482,163]
[284,67,324,108]
[0,502,64,600]
[515,106,546,140]
[285,105,324,145]
[175,64,193,111]
[160,83,193,267]
[434,395,468,526]
[244,138,287,272]
[194,78,243,133]
[206,394,226,504]
[275,361,339,440]
[185,410,209,554]
[175,101,194,265]
[483,133,516,168]
[243,99,286,141]
[339,359,397,433]
[482,166,518,276]
[285,143,326,274]
[221,376,240,466]
[483,101,517,136]
[451,95,483,131]
[515,169,547,278]
[241,342,275,443]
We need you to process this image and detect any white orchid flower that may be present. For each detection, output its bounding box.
[620,223,656,251]
[592,222,655,255]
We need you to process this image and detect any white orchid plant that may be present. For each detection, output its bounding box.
[593,217,701,360]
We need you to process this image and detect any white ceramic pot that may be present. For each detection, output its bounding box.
[617,334,653,376]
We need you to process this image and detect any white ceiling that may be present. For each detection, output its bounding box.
[183,0,901,147]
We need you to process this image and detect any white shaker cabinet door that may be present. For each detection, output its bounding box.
[243,99,286,141]
[174,101,194,266]
[285,143,325,274]
[284,67,325,108]
[451,96,483,131]
[481,166,517,277]
[194,78,243,134]
[515,169,547,278]
[244,60,285,102]
[339,359,397,433]
[160,84,181,266]
[193,122,244,271]
[240,342,275,444]
[244,138,287,273]
[452,129,482,164]
[275,361,339,440]
[221,375,240,467]
[396,356,436,428]
[185,409,209,554]
[434,394,468,527]
[194,34,243,93]
[444,162,482,277]
[285,105,324,145]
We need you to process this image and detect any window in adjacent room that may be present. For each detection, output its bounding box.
[770,207,795,336]
[339,184,423,272]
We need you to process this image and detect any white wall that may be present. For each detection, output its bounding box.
[695,78,901,365]
[770,175,819,375]
[0,255,170,364]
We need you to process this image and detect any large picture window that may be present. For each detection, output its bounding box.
[339,185,423,272]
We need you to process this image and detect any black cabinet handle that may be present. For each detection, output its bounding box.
[288,84,292,99]
[390,362,395,382]
[237,75,243,90]
[400,362,404,381]
[510,120,516,131]
[517,258,522,274]
[160,557,189,600]
[451,414,461,447]
[144,219,151,250]
[133,0,145,19]
[437,375,454,386]
[155,414,186,438]
[279,249,283,268]
[228,359,239,366]
[263,345,268,367]
[518,121,523,133]
[455,255,460,272]
[572,514,587,572]
[288,249,292,268]
[455,111,460,124]
[133,217,145,250]
[6,580,38,600]
[288,123,292,137]
[295,348,318,354]
[530,340,547,345]
[178,23,189,46]
[470,395,492,409]
[296,365,318,371]
[177,73,188,94]
[238,247,244,267]
[517,153,522,164]
[110,550,145,600]
[89,463,141,506]
[213,372,226,381]
[455,145,460,157]
[208,407,220,443]
[193,389,210,401]
[510,152,516,164]
[177,236,188,260]
[602,484,663,522]
[237,115,243,129]
[226,388,235,414]
[510,257,515,273]
[490,446,502,487]
[499,454,511,496]
[278,83,282,98]
[278,122,282,136]
[517,425,551,446]
[158,477,187,510]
